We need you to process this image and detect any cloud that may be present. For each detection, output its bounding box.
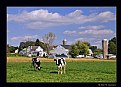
[79,25,105,30]
[78,29,113,35]
[75,37,95,42]
[63,30,77,36]
[63,24,115,48]
[63,28,114,37]
[11,35,39,41]
[67,10,83,17]
[7,9,116,29]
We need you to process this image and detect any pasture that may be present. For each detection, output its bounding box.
[7,57,116,82]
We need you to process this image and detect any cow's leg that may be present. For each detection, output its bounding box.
[34,63,37,71]
[36,61,41,71]
[60,66,62,74]
[58,65,61,74]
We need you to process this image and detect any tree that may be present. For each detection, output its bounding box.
[89,46,97,53]
[93,48,102,55]
[83,41,90,47]
[108,37,116,55]
[18,41,35,52]
[69,44,79,58]
[25,41,35,47]
[35,39,40,46]
[69,40,90,58]
[75,41,89,57]
[39,41,46,51]
[18,42,26,52]
[9,46,18,53]
[108,42,116,54]
[79,42,89,57]
[42,32,55,54]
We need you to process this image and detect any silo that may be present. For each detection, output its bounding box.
[102,39,108,59]
[63,39,67,45]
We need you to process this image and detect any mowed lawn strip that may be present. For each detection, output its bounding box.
[7,60,116,82]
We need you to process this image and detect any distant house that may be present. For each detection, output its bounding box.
[19,46,47,57]
[15,49,19,54]
[50,45,70,58]
[88,49,93,56]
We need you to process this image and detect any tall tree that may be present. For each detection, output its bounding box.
[79,42,89,57]
[35,39,40,46]
[75,41,89,57]
[83,41,90,47]
[69,41,90,58]
[69,44,79,58]
[108,37,116,55]
[42,32,55,54]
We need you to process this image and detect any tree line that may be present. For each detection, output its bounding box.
[7,33,116,57]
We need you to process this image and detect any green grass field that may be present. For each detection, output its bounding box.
[7,61,116,82]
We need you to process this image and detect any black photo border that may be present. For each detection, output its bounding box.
[0,0,120,87]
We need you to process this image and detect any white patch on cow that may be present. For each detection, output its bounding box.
[36,58,40,62]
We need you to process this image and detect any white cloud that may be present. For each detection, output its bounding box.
[7,9,116,29]
[63,29,114,36]
[67,10,83,17]
[97,11,115,22]
[63,25,115,48]
[79,25,105,30]
[75,37,95,42]
[78,29,113,35]
[11,35,39,41]
[63,30,77,35]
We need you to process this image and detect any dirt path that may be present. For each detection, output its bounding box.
[7,57,116,62]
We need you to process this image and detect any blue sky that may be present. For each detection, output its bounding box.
[7,7,116,48]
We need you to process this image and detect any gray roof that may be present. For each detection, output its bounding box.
[55,54,68,58]
[61,45,70,49]
[30,46,39,51]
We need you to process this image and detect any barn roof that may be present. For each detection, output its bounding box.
[61,45,70,49]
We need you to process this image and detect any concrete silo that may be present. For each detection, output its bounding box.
[63,39,67,45]
[102,39,108,59]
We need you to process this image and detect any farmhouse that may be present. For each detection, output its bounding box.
[19,46,47,57]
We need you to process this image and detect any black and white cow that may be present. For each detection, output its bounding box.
[31,57,41,71]
[54,58,66,74]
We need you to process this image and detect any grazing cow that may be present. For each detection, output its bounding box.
[32,57,41,71]
[54,58,66,74]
